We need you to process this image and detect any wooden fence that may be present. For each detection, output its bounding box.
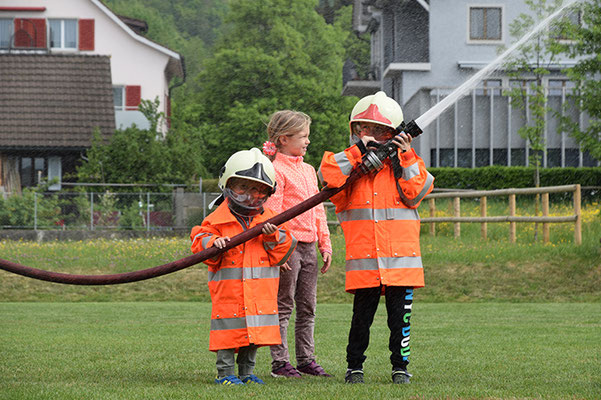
[325,184,582,245]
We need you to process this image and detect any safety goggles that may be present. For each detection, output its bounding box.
[354,123,394,140]
[224,187,269,208]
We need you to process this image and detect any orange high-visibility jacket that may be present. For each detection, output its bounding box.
[318,144,434,293]
[190,200,297,351]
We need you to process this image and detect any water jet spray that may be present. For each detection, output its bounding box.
[0,0,583,285]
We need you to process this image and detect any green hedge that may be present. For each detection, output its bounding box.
[201,167,601,201]
[429,166,601,202]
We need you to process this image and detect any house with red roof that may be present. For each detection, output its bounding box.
[0,0,185,193]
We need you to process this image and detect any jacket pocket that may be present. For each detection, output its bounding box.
[211,303,241,319]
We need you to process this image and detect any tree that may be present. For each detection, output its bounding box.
[501,0,565,241]
[334,4,372,80]
[502,0,567,174]
[77,123,206,187]
[185,0,356,176]
[556,0,601,162]
[101,0,227,86]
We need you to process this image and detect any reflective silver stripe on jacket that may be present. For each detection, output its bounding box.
[211,316,247,331]
[334,151,353,176]
[398,171,434,207]
[263,228,289,251]
[246,313,279,327]
[346,256,423,272]
[208,267,279,282]
[337,207,420,223]
[211,313,278,331]
[402,162,420,181]
[193,232,213,249]
[273,235,298,266]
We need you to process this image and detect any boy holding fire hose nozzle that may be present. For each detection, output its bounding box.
[318,91,434,384]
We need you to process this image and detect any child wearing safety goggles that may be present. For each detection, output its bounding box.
[190,148,297,386]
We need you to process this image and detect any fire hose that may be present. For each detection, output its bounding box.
[0,121,422,286]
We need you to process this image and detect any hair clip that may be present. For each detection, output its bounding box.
[262,141,277,156]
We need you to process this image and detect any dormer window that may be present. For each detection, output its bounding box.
[49,19,77,49]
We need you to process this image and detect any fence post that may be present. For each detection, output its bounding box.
[574,184,581,245]
[480,196,487,240]
[428,198,436,236]
[174,188,185,229]
[542,192,549,244]
[453,197,460,238]
[147,192,151,232]
[90,192,94,231]
[509,194,516,243]
[34,192,38,230]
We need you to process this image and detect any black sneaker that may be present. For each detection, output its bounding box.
[344,369,364,384]
[392,369,412,384]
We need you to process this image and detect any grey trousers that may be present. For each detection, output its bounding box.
[270,241,318,369]
[216,344,258,378]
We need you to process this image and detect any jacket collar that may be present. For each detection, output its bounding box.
[208,199,268,226]
[275,151,303,165]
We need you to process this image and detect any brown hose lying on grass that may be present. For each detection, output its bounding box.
[0,171,360,285]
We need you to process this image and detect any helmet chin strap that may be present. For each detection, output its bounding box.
[227,199,264,217]
[224,189,266,217]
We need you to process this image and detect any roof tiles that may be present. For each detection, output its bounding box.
[0,54,116,150]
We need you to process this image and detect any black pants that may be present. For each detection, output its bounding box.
[346,285,413,370]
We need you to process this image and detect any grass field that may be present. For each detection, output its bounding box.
[1,202,599,303]
[1,302,600,399]
[0,202,600,399]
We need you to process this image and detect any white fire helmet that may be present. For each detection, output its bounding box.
[217,148,277,216]
[218,148,276,192]
[349,91,404,134]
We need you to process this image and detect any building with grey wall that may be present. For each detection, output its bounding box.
[343,0,597,168]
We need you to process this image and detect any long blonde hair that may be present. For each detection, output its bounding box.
[266,110,311,161]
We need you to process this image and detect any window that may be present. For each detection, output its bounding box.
[113,86,125,110]
[493,149,507,166]
[564,149,579,167]
[511,149,526,166]
[583,151,598,167]
[49,19,77,49]
[547,149,561,167]
[469,7,502,41]
[476,79,502,96]
[552,9,581,41]
[475,149,490,167]
[0,19,12,48]
[113,85,142,111]
[548,79,575,96]
[439,149,455,167]
[457,149,472,168]
[20,157,46,187]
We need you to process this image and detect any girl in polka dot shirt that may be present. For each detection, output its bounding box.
[263,110,334,378]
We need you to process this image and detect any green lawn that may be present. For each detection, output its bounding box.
[0,203,599,398]
[1,302,600,399]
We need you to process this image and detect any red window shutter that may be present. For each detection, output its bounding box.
[125,86,141,110]
[14,18,46,48]
[32,19,46,48]
[78,19,95,51]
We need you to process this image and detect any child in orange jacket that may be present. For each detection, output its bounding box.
[190,148,297,385]
[318,92,434,385]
